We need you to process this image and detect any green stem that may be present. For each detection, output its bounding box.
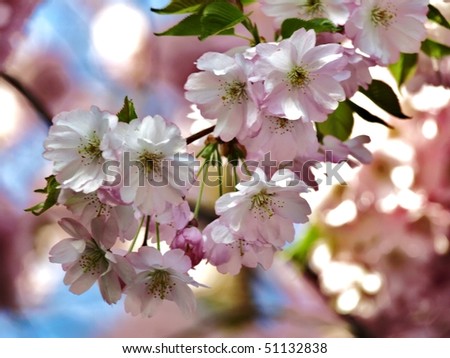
[156,222,161,251]
[215,147,223,197]
[194,161,209,219]
[128,216,145,253]
[243,18,261,45]
[233,33,254,42]
[195,159,209,180]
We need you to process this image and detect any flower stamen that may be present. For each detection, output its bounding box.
[146,269,173,299]
[220,80,248,106]
[138,151,164,175]
[79,132,102,162]
[303,0,324,17]
[371,5,396,28]
[287,66,310,89]
[251,189,275,218]
[268,116,295,135]
[79,242,107,275]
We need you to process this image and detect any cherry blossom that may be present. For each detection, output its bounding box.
[204,219,276,275]
[341,47,375,97]
[215,168,311,247]
[49,217,133,304]
[260,0,354,26]
[185,51,258,141]
[43,106,118,193]
[170,226,204,268]
[147,201,192,245]
[244,110,320,163]
[254,29,347,121]
[116,115,194,215]
[322,135,373,165]
[345,0,428,64]
[124,247,202,317]
[58,188,140,241]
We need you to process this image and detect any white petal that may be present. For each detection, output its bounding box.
[99,270,122,304]
[171,277,196,315]
[49,238,85,264]
[68,270,99,294]
[58,218,91,240]
[163,249,191,272]
[273,192,311,223]
[91,216,118,249]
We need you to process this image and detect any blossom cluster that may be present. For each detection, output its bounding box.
[261,0,429,65]
[35,0,434,317]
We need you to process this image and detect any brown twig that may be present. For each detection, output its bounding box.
[186,125,215,145]
[0,72,53,125]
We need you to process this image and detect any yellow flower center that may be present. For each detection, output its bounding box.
[269,116,295,135]
[79,242,107,274]
[79,132,102,162]
[287,66,311,89]
[146,269,174,299]
[138,151,164,175]
[251,189,275,219]
[371,5,396,28]
[220,80,248,106]
[304,0,324,17]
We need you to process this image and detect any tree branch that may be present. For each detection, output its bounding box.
[186,125,215,145]
[0,72,53,126]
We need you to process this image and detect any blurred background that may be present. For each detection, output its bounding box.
[0,0,449,337]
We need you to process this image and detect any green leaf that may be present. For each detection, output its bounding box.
[316,101,354,142]
[151,0,208,14]
[281,18,340,39]
[348,100,393,129]
[25,175,61,216]
[286,225,321,267]
[199,2,246,40]
[421,38,450,59]
[117,96,138,123]
[388,53,418,88]
[359,80,410,119]
[427,4,450,30]
[155,13,203,36]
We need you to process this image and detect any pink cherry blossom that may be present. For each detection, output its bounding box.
[254,29,347,121]
[124,247,202,317]
[322,135,372,166]
[204,219,276,275]
[58,188,140,241]
[345,0,428,65]
[148,201,192,245]
[43,106,118,193]
[184,51,258,141]
[215,168,311,247]
[341,47,375,98]
[117,115,194,215]
[260,0,353,26]
[49,217,133,304]
[170,226,204,268]
[244,110,320,163]
[284,156,321,191]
